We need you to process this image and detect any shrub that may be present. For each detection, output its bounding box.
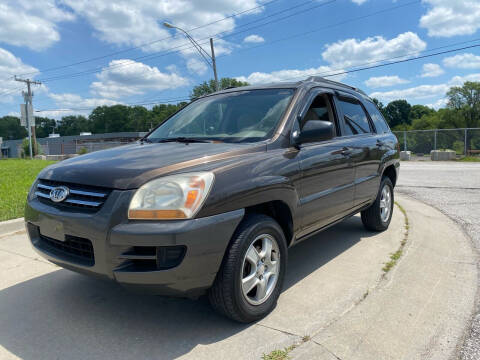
[452,141,465,155]
[21,138,41,157]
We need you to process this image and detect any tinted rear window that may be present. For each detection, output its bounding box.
[365,101,390,134]
[338,99,372,136]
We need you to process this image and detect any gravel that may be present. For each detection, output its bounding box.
[396,161,480,360]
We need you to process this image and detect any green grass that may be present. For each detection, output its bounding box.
[456,156,480,162]
[382,202,409,274]
[0,159,56,221]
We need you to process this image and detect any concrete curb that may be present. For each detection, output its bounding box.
[290,194,477,360]
[0,218,25,237]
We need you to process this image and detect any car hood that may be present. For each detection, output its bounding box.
[39,141,264,189]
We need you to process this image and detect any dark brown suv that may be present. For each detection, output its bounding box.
[25,76,399,322]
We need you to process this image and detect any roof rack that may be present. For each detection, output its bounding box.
[304,76,368,97]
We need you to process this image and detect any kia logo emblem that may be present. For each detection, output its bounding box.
[49,186,70,203]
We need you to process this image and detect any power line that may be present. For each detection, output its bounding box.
[270,37,480,82]
[14,0,284,78]
[280,42,480,82]
[216,0,421,60]
[38,0,336,83]
[34,41,480,114]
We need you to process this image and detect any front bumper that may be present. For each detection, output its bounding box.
[25,189,244,297]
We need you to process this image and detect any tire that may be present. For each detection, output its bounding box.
[361,177,394,232]
[208,214,287,323]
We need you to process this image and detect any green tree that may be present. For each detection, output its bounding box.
[409,105,434,123]
[57,115,91,136]
[447,81,480,128]
[89,105,132,133]
[128,106,151,132]
[384,100,412,129]
[190,78,249,99]
[150,103,186,129]
[0,116,27,140]
[447,81,480,151]
[35,116,57,138]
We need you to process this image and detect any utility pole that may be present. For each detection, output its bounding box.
[210,38,219,91]
[163,22,220,91]
[15,76,42,159]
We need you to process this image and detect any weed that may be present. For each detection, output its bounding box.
[262,345,297,360]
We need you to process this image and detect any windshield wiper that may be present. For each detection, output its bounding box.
[156,137,212,143]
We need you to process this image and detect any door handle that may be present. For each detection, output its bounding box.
[341,147,352,156]
[376,140,385,147]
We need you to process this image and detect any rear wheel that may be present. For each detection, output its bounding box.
[361,177,394,231]
[208,214,287,323]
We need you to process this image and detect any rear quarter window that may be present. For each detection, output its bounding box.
[365,101,390,134]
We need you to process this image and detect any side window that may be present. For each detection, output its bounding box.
[337,98,372,136]
[365,101,390,134]
[300,93,337,135]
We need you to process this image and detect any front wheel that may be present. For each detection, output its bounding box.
[208,214,287,323]
[361,177,394,231]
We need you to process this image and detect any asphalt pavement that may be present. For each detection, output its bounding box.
[0,164,478,359]
[397,161,480,360]
[0,193,476,360]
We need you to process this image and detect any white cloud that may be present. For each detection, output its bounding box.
[0,1,74,50]
[0,48,40,104]
[364,75,409,89]
[370,73,480,103]
[186,58,208,75]
[449,73,480,86]
[61,0,261,56]
[90,59,189,99]
[370,84,449,103]
[443,53,480,69]
[236,65,346,84]
[420,0,480,37]
[49,93,117,108]
[351,0,368,4]
[322,32,427,69]
[425,98,448,110]
[243,34,264,43]
[45,93,119,118]
[421,63,444,78]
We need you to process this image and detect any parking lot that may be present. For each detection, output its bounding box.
[397,161,480,360]
[0,162,478,360]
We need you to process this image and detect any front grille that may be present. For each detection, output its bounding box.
[35,179,111,212]
[38,233,95,266]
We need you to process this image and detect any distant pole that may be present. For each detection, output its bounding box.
[210,38,219,91]
[403,130,407,151]
[465,128,468,156]
[15,76,42,159]
[434,129,437,150]
[163,22,219,92]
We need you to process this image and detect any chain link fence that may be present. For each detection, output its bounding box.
[393,128,480,156]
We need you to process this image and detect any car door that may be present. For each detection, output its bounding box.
[295,90,356,238]
[334,92,381,207]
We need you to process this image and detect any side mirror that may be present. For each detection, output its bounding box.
[294,120,334,145]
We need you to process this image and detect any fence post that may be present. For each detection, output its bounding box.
[403,130,407,151]
[464,128,468,156]
[434,129,437,150]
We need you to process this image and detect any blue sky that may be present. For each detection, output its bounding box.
[1,0,480,119]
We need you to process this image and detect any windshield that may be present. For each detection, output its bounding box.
[147,89,295,143]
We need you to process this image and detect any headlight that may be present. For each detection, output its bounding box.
[128,172,214,220]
